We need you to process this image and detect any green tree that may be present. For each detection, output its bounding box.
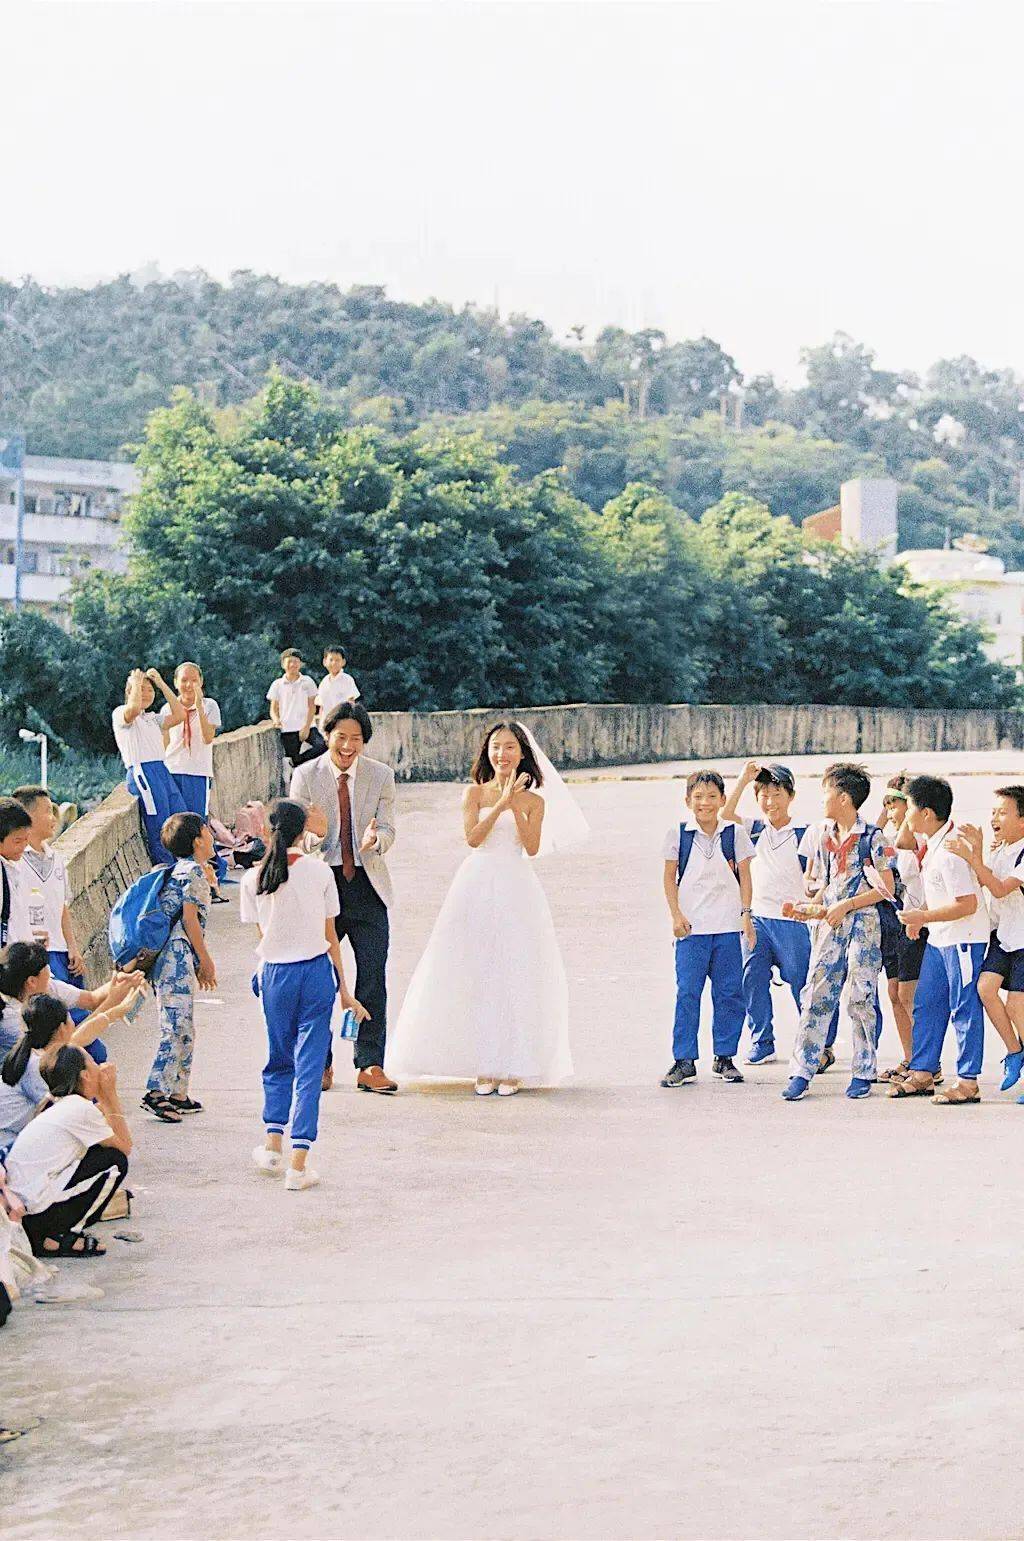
[590,483,721,702]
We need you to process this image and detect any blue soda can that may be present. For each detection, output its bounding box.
[338,1007,359,1041]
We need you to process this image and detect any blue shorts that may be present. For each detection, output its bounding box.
[982,933,1024,993]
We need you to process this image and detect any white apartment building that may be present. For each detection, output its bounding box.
[0,455,139,617]
[897,547,1024,671]
[804,477,1024,673]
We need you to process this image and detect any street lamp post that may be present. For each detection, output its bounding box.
[18,728,47,788]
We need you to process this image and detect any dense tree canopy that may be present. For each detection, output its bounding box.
[0,374,1015,759]
[2,273,1023,563]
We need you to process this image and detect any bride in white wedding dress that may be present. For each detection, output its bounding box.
[385,721,589,1096]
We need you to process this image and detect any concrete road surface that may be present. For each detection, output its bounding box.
[3,752,1023,1541]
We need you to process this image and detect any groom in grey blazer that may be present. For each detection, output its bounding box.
[289,701,398,1093]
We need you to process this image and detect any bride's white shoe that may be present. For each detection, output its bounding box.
[497,1081,520,1097]
[474,1079,497,1096]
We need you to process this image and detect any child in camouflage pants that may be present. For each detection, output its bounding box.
[142,813,218,1123]
[783,763,894,1102]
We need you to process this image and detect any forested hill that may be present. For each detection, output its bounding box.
[2,270,1023,561]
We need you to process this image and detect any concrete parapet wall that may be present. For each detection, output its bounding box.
[50,705,1024,979]
[58,722,283,983]
[368,703,1024,780]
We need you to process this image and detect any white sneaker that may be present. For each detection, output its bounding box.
[496,1081,520,1097]
[284,1166,321,1192]
[253,1145,283,1176]
[474,1079,497,1096]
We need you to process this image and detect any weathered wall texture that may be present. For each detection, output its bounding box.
[368,703,1024,781]
[59,723,282,982]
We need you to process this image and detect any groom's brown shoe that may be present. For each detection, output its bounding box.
[357,1066,397,1095]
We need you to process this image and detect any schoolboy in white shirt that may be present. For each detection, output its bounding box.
[660,770,756,1088]
[892,774,989,1105]
[946,785,1024,1101]
[0,797,34,948]
[316,646,360,734]
[720,760,814,1066]
[10,787,92,1034]
[267,650,319,767]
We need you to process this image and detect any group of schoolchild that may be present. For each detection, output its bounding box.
[0,644,366,1315]
[661,758,1024,1106]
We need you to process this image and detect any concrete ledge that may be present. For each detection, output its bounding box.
[368,702,1024,781]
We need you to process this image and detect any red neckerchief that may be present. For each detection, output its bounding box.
[181,700,193,753]
[287,851,302,866]
[822,824,861,874]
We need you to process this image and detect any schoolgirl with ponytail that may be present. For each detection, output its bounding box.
[239,798,367,1191]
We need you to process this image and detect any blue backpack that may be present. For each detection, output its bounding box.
[677,822,738,883]
[108,867,182,971]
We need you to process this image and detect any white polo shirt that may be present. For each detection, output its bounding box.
[921,823,989,948]
[161,699,222,778]
[20,844,70,951]
[1,857,33,946]
[239,853,339,964]
[316,671,360,720]
[990,838,1024,952]
[112,706,165,769]
[267,675,318,732]
[663,819,755,935]
[4,1094,113,1213]
[741,818,817,920]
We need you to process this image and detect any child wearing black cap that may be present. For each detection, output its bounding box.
[721,761,815,1065]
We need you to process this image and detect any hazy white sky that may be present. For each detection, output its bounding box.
[5,1,1023,384]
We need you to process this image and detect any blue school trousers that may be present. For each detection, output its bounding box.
[260,953,336,1149]
[47,949,108,1064]
[171,772,211,818]
[126,761,187,866]
[741,916,811,1055]
[673,932,745,1061]
[909,941,986,1080]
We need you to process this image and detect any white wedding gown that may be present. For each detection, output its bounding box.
[386,810,573,1086]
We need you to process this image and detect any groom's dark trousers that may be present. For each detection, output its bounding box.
[326,864,389,1071]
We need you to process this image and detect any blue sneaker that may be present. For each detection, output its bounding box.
[782,1076,809,1101]
[1017,1089,1024,1105]
[745,1043,777,1066]
[1000,1047,1024,1092]
[846,1077,872,1099]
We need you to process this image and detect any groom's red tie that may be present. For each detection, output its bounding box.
[338,771,356,881]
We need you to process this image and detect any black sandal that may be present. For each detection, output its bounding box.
[167,1096,203,1113]
[39,1231,106,1258]
[141,1092,183,1123]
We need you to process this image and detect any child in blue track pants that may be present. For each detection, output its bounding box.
[160,662,222,819]
[660,770,757,1088]
[112,669,188,866]
[240,798,368,1191]
[783,763,894,1102]
[890,775,989,1105]
[947,786,1024,1099]
[720,760,814,1066]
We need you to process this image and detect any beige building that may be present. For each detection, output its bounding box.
[804,477,1024,673]
[0,455,139,618]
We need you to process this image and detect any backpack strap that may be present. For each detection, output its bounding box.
[721,821,738,879]
[677,823,740,884]
[794,826,808,874]
[0,864,9,949]
[1015,846,1024,869]
[749,819,765,842]
[677,825,696,885]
